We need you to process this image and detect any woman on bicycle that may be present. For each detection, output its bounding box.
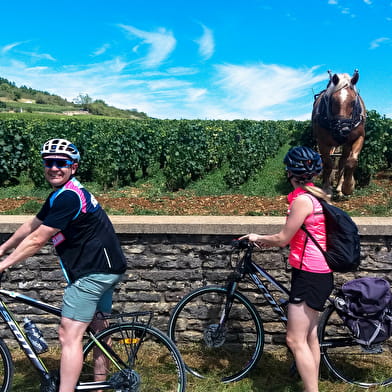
[240,146,333,392]
[0,138,127,392]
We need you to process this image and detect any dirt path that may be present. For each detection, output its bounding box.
[2,173,390,216]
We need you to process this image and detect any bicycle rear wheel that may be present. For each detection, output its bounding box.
[0,339,13,392]
[318,304,392,387]
[81,322,186,392]
[168,285,264,383]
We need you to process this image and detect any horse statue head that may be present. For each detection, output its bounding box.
[312,70,366,197]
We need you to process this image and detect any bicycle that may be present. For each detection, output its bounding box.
[0,273,186,392]
[168,238,392,388]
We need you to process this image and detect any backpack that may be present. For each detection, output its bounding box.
[301,196,360,272]
[335,277,392,346]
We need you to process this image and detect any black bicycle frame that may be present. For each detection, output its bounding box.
[227,246,291,325]
[0,289,60,382]
[0,288,115,390]
[247,261,290,323]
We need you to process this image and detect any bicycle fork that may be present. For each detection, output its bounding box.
[204,280,238,348]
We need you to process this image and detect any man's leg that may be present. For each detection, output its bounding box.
[90,313,110,383]
[58,316,90,392]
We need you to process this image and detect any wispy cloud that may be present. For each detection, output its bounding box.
[0,53,329,120]
[92,44,110,56]
[327,1,357,17]
[166,67,199,76]
[19,51,56,61]
[194,24,214,60]
[214,63,325,118]
[1,41,55,61]
[1,41,25,54]
[369,37,391,49]
[118,24,176,68]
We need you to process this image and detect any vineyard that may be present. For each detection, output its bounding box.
[0,111,391,200]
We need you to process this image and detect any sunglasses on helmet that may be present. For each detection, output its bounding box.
[42,159,74,169]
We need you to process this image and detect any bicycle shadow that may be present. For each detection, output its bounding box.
[11,348,60,391]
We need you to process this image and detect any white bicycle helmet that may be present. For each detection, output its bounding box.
[40,138,80,162]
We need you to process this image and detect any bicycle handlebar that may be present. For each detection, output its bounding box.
[230,238,253,250]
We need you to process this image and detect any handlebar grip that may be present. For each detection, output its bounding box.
[230,238,250,249]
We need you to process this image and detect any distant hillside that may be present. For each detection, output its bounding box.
[0,76,148,119]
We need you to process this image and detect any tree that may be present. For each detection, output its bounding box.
[74,93,93,106]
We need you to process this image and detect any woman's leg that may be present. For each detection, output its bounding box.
[286,302,320,392]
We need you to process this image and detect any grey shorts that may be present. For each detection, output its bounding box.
[62,273,123,322]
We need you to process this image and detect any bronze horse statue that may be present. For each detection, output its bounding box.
[312,69,366,197]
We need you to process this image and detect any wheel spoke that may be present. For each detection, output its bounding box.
[319,305,392,387]
[168,286,264,383]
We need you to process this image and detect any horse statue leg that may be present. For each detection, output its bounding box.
[335,135,365,196]
[318,144,335,197]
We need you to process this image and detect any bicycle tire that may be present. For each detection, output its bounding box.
[168,285,264,383]
[81,322,186,392]
[0,338,13,392]
[318,304,392,387]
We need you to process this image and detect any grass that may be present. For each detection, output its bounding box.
[7,345,392,391]
[1,100,76,114]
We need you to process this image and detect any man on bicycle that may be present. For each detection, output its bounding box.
[0,138,127,392]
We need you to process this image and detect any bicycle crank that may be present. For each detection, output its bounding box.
[110,369,140,392]
[204,323,227,347]
[40,370,60,392]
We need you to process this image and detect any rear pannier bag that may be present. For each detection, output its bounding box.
[335,277,392,346]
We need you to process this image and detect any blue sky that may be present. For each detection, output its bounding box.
[0,0,391,120]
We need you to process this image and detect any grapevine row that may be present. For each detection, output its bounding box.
[0,112,390,191]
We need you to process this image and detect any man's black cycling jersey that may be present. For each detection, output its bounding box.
[36,177,127,283]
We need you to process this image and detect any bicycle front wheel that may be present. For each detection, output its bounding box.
[319,304,392,387]
[81,322,186,392]
[0,339,13,392]
[168,285,264,383]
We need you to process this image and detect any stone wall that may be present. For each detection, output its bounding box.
[0,215,391,347]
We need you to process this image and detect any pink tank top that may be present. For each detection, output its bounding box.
[287,187,331,273]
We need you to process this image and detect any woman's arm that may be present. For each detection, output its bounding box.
[240,195,313,248]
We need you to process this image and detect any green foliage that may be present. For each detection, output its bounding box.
[0,76,147,118]
[287,120,315,149]
[0,118,30,185]
[0,77,70,106]
[1,101,76,113]
[0,112,389,193]
[356,110,392,186]
[224,120,290,187]
[162,120,231,190]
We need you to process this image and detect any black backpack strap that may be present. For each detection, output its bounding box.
[301,224,327,258]
[299,235,309,270]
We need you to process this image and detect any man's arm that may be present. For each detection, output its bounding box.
[0,216,43,258]
[0,223,59,272]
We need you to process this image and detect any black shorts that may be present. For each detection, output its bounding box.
[289,268,334,311]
